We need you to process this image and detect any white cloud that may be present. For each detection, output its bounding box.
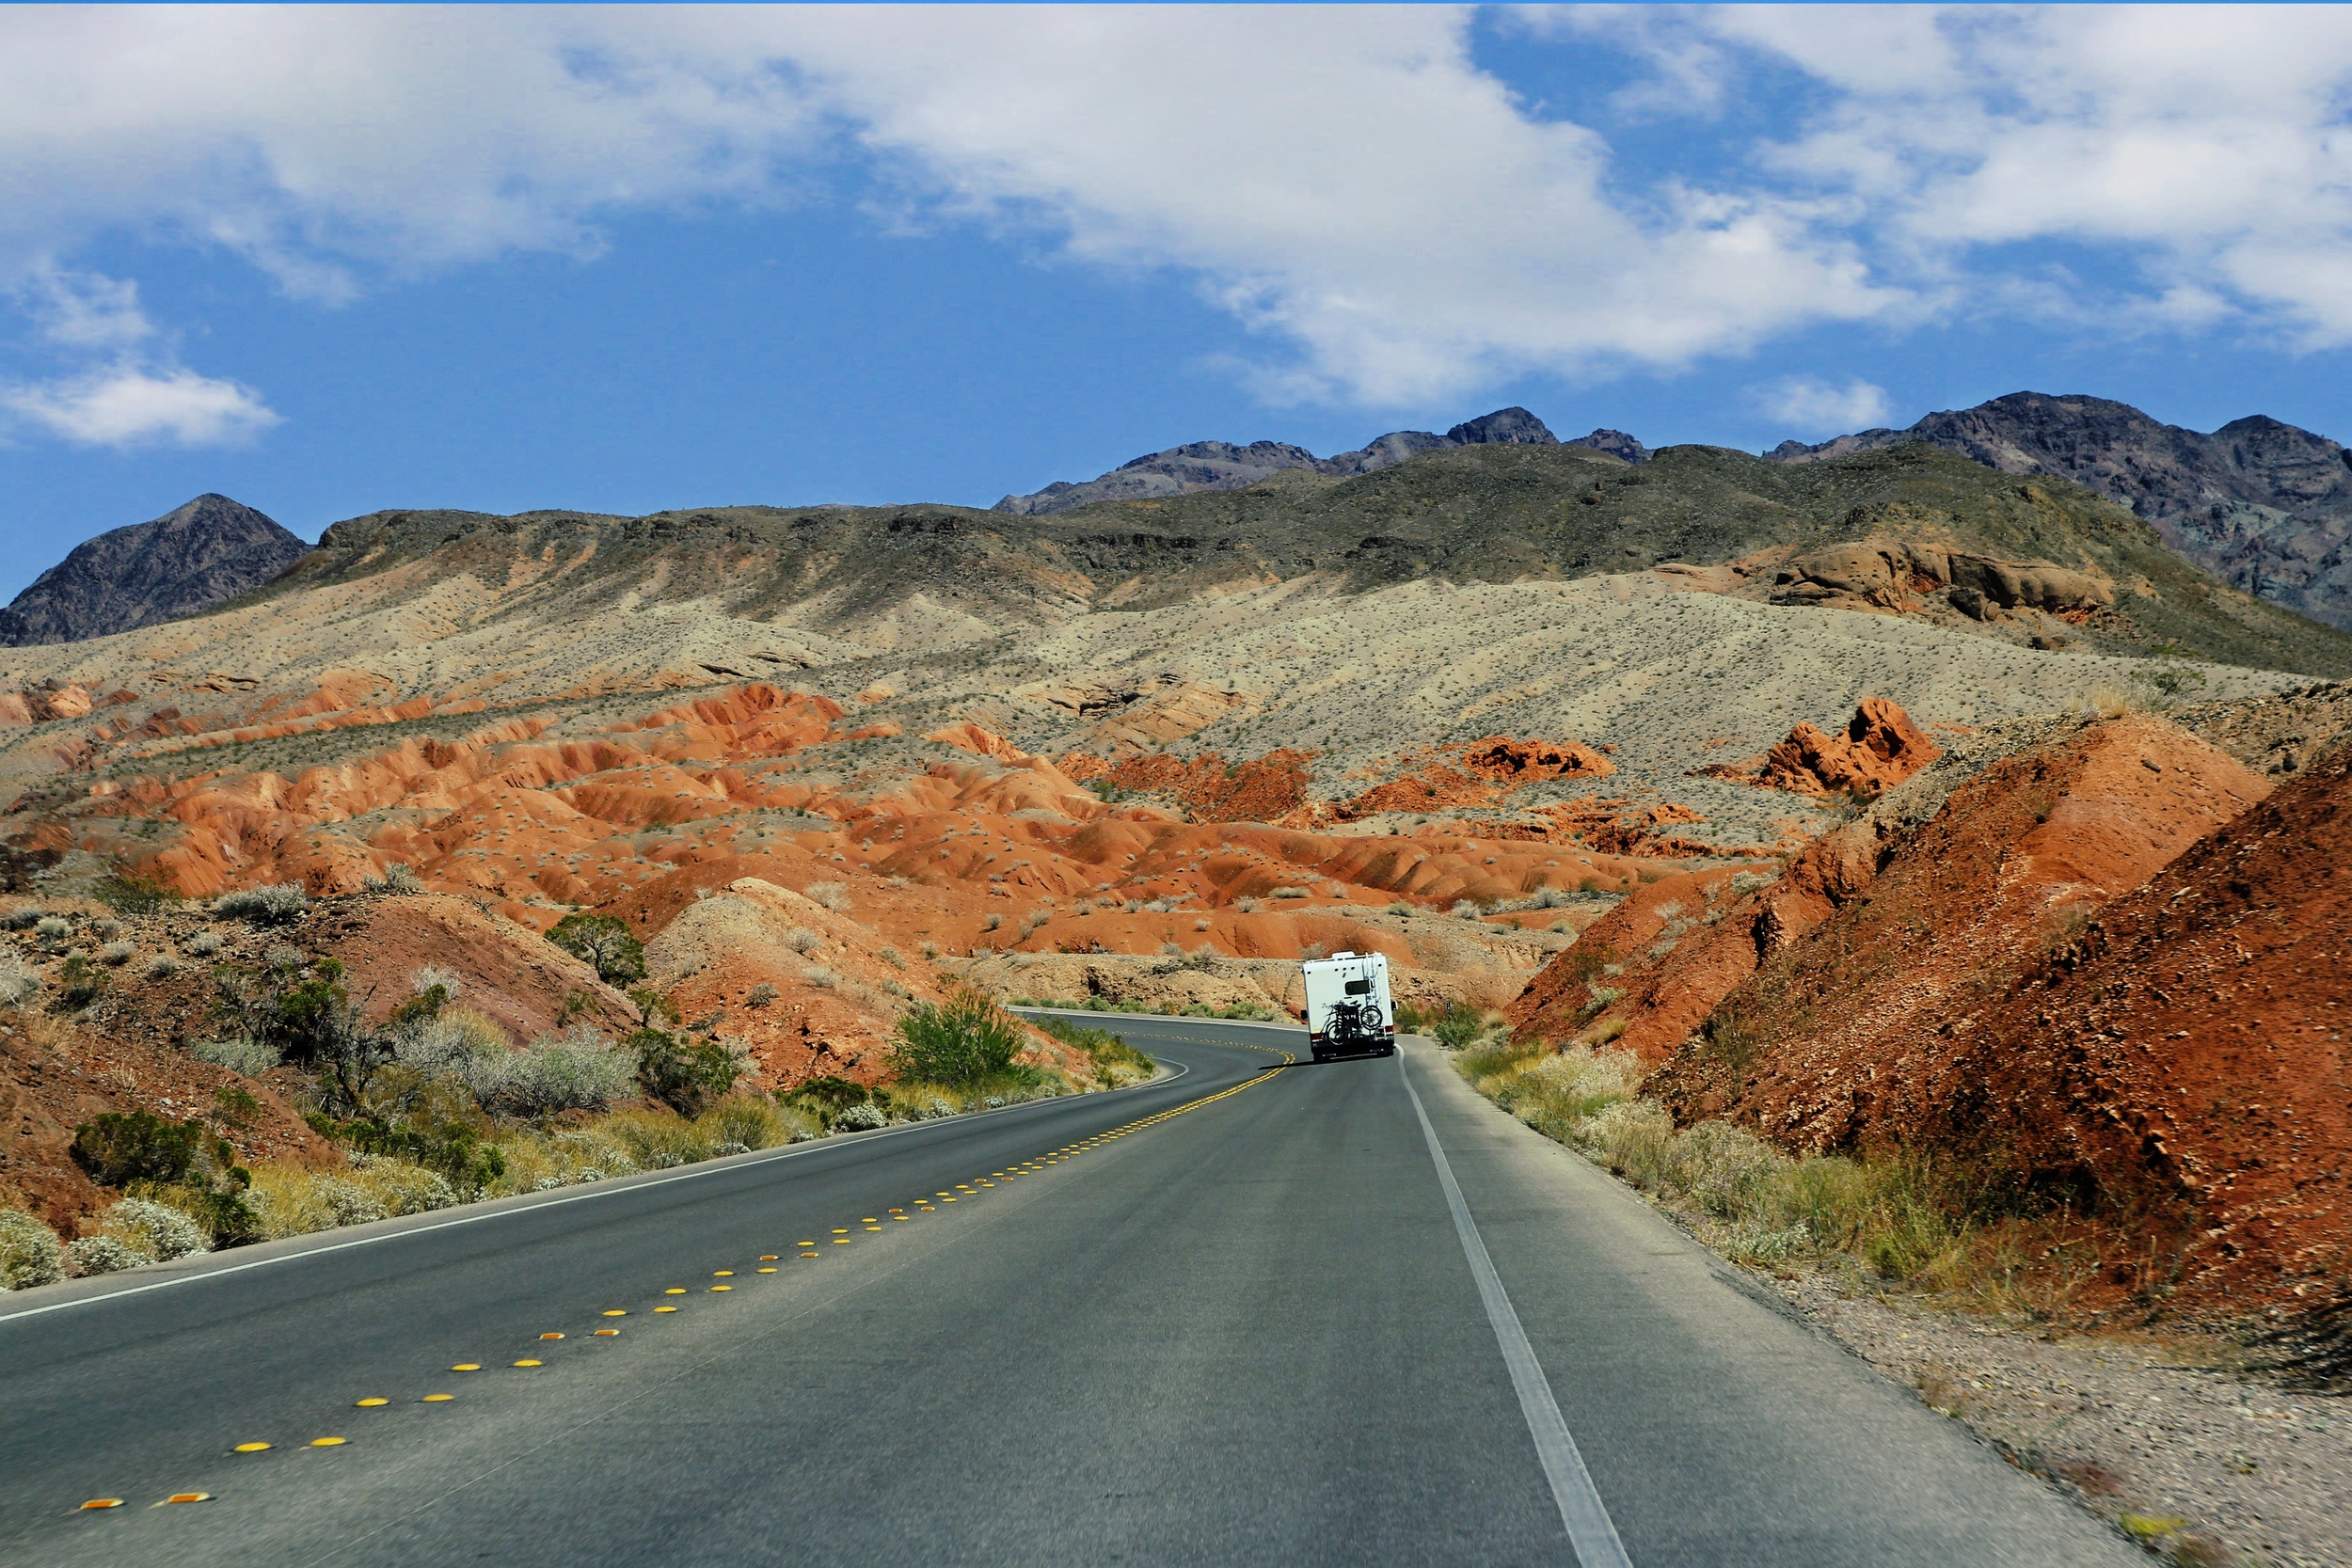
[1686,6,2352,344]
[0,5,1896,408]
[1748,374,1892,433]
[1,366,279,449]
[6,5,2352,411]
[18,266,154,350]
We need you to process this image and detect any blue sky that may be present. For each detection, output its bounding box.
[8,5,2352,600]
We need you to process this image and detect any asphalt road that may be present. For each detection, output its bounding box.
[0,1018,2140,1567]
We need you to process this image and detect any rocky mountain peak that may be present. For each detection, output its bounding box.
[0,493,309,647]
[993,405,1560,516]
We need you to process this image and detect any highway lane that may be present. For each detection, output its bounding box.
[0,1017,2139,1566]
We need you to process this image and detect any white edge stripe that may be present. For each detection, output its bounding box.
[0,1054,1191,1326]
[1398,1051,1635,1568]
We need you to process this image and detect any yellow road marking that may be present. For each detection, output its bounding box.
[79,1499,123,1510]
[423,1394,454,1402]
[355,1398,389,1407]
[452,1364,481,1372]
[161,1493,212,1504]
[603,1310,627,1317]
[232,1443,271,1453]
[656,1306,678,1312]
[513,1360,543,1368]
[310,1437,347,1448]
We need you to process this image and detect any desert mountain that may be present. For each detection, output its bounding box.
[1772,392,2352,632]
[0,493,307,647]
[993,405,1643,515]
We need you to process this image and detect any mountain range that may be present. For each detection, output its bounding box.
[1772,392,2352,630]
[0,493,306,647]
[993,406,1647,515]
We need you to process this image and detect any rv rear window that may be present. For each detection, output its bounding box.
[1345,978,1371,994]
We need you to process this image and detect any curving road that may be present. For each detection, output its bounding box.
[0,1019,2137,1567]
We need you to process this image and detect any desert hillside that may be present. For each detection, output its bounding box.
[1,431,2346,1354]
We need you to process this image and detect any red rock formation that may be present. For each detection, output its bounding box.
[1744,697,1941,798]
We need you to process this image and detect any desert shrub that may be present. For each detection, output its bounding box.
[3,905,49,929]
[72,1109,203,1186]
[1666,1121,1790,1220]
[746,983,778,1008]
[68,1233,152,1275]
[1430,1001,1488,1050]
[878,946,904,969]
[596,1109,715,1168]
[394,1004,506,1075]
[96,941,135,968]
[52,953,106,1009]
[832,1102,888,1132]
[0,1208,65,1288]
[0,950,40,1007]
[97,1196,210,1261]
[1270,886,1309,899]
[803,966,838,989]
[363,862,422,895]
[214,883,310,926]
[192,1037,283,1077]
[1036,1015,1154,1085]
[888,989,1026,1087]
[545,913,646,986]
[141,953,183,981]
[1577,1100,1677,1187]
[633,1029,742,1117]
[467,1026,636,1117]
[790,1075,869,1113]
[786,927,821,955]
[695,1094,808,1149]
[34,915,71,942]
[805,881,850,912]
[93,870,180,915]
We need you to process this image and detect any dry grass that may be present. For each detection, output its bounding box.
[1457,1040,2109,1318]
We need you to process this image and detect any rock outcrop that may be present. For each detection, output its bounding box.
[993,406,1559,515]
[1770,538,2115,619]
[1752,697,1941,798]
[0,494,307,646]
[1772,391,2352,631]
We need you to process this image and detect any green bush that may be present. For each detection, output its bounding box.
[887,989,1026,1087]
[547,913,647,986]
[54,954,107,1010]
[1431,1001,1487,1049]
[633,1029,740,1117]
[72,1110,204,1186]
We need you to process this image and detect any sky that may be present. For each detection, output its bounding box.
[8,4,2352,599]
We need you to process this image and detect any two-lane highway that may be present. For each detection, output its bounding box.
[0,1018,2138,1566]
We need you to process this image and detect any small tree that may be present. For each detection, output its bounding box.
[547,913,646,986]
[888,989,1027,1087]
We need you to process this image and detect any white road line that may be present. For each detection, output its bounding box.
[1398,1051,1635,1568]
[0,1055,1192,1326]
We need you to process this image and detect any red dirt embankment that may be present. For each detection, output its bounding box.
[1647,715,2270,1141]
[1920,739,2352,1303]
[1512,712,2352,1308]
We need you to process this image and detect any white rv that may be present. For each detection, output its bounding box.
[1300,950,1395,1063]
